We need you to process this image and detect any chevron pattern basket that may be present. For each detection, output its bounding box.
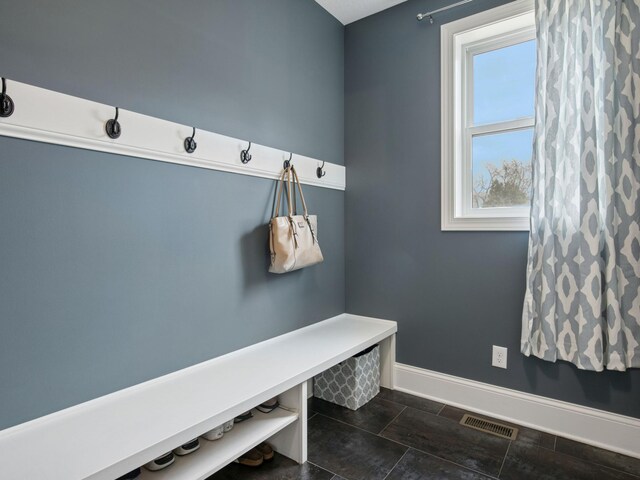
[314,345,380,410]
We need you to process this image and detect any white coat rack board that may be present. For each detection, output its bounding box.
[0,77,346,190]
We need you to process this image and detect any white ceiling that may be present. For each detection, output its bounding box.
[315,0,408,25]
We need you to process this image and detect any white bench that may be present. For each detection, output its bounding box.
[0,314,397,480]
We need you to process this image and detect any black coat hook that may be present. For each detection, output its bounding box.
[316,161,326,178]
[105,107,121,139]
[240,141,252,164]
[283,153,293,169]
[0,77,15,118]
[184,127,197,154]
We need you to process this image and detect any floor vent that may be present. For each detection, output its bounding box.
[460,414,518,440]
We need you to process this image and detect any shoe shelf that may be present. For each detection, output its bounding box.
[138,408,298,480]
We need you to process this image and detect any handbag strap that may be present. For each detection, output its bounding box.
[291,166,317,244]
[290,166,309,218]
[274,167,293,218]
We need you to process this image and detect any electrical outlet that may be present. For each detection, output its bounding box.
[492,346,508,369]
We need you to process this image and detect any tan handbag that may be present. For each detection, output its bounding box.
[269,166,323,273]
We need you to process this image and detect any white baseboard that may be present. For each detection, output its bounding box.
[394,363,640,459]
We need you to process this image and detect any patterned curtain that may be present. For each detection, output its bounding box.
[522,0,640,371]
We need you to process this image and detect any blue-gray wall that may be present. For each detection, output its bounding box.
[0,0,344,429]
[3,0,638,432]
[345,0,639,418]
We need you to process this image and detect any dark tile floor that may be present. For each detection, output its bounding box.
[210,388,640,480]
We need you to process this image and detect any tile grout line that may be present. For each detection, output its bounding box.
[437,403,447,415]
[314,412,396,438]
[581,460,640,478]
[534,443,640,479]
[497,441,511,478]
[307,460,342,479]
[332,413,498,479]
[327,411,501,478]
[553,435,640,477]
[374,407,503,479]
[381,448,409,480]
[438,408,638,477]
[424,450,500,479]
[308,409,411,480]
[396,447,501,480]
[312,412,425,457]
[314,412,500,480]
[376,406,407,435]
[376,391,445,417]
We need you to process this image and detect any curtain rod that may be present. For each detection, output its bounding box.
[417,0,473,23]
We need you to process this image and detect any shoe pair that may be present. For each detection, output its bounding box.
[234,410,254,423]
[234,398,279,424]
[202,419,234,441]
[144,451,175,471]
[143,437,200,472]
[256,397,279,414]
[173,438,200,456]
[235,442,275,467]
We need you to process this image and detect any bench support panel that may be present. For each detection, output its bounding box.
[269,382,308,464]
[380,333,396,389]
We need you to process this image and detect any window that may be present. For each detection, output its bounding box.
[441,0,535,230]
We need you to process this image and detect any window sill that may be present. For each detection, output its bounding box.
[441,214,530,231]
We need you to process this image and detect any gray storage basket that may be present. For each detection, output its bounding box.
[313,344,380,410]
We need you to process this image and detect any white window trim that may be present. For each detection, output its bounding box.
[441,0,535,231]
